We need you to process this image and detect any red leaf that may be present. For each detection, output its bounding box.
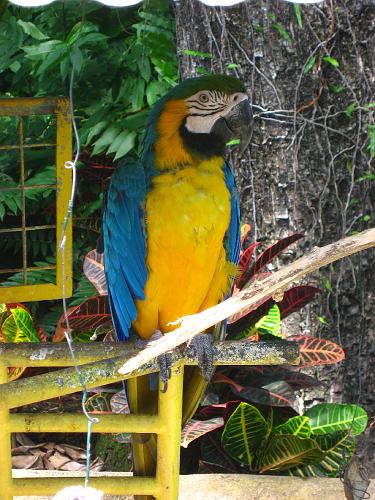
[289,334,345,366]
[35,325,47,342]
[212,373,244,393]
[212,373,294,407]
[8,367,26,382]
[5,303,30,315]
[201,401,240,420]
[238,366,321,390]
[85,392,112,414]
[235,242,260,288]
[53,307,76,343]
[279,286,320,318]
[83,249,107,296]
[62,296,111,332]
[110,390,131,444]
[236,233,304,289]
[246,333,259,342]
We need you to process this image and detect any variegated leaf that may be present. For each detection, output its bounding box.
[289,335,345,366]
[181,417,224,448]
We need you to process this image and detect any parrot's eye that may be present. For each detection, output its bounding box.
[199,93,209,103]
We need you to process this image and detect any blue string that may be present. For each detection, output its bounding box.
[58,38,99,489]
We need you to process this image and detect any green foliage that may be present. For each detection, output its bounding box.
[222,402,269,467]
[273,416,311,439]
[0,304,40,342]
[220,401,367,476]
[0,0,178,331]
[304,56,316,75]
[183,49,212,59]
[260,435,325,473]
[345,102,356,118]
[328,83,345,94]
[289,431,355,478]
[357,171,375,182]
[322,56,340,69]
[293,5,303,29]
[305,403,368,436]
[253,304,281,338]
[268,12,292,44]
[367,125,375,158]
[1,306,40,342]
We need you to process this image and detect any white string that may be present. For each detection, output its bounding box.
[58,45,99,489]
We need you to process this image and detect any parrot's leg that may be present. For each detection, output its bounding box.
[130,330,172,392]
[190,332,214,381]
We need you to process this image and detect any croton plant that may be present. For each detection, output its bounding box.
[0,225,368,477]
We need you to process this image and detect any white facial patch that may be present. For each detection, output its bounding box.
[185,90,247,134]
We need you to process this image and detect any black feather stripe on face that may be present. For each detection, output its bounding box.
[179,117,226,159]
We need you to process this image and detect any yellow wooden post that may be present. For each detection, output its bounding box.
[156,364,184,500]
[0,366,12,500]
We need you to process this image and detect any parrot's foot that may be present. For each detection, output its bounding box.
[191,333,214,381]
[131,330,172,393]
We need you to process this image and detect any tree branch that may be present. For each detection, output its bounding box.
[118,227,375,376]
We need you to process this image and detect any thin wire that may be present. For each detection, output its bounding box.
[58,45,99,489]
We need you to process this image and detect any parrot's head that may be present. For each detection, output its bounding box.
[149,75,252,169]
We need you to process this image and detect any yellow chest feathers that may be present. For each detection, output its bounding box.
[145,158,230,247]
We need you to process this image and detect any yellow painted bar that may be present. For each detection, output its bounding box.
[0,366,13,500]
[0,96,73,302]
[156,365,184,500]
[0,341,139,366]
[0,97,61,115]
[55,97,73,299]
[13,476,159,496]
[10,413,165,434]
[0,282,68,303]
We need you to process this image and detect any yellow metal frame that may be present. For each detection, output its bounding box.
[0,341,299,499]
[0,97,72,302]
[0,353,184,500]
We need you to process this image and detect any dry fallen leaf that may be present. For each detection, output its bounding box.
[11,435,104,472]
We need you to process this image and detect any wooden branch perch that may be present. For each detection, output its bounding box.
[118,227,375,376]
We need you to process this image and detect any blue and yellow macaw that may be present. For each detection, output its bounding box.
[103,75,252,484]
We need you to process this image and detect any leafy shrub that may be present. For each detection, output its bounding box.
[0,0,178,332]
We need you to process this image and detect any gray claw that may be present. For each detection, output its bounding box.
[130,330,172,392]
[158,351,172,393]
[191,333,214,381]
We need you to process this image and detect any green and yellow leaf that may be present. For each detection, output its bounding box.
[288,431,355,478]
[259,435,325,473]
[273,416,311,439]
[222,402,269,466]
[305,403,368,436]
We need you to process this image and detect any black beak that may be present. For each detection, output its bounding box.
[224,99,253,155]
[210,98,253,155]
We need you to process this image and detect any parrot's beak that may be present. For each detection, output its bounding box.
[210,96,253,155]
[223,98,253,155]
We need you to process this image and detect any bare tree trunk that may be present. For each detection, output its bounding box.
[174,0,375,474]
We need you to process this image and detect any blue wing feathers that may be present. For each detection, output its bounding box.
[223,160,241,266]
[103,159,148,341]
